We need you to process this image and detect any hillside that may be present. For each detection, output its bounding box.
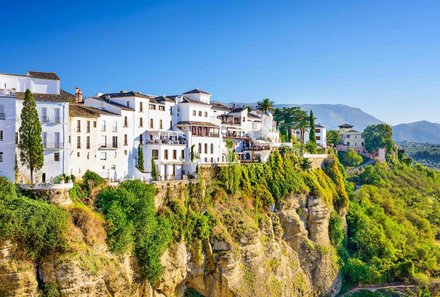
[393,121,440,144]
[232,103,384,130]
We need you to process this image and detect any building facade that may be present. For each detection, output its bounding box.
[337,123,365,152]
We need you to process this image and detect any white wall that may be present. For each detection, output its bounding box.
[0,74,59,94]
[0,96,17,181]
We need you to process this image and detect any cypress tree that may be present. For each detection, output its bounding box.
[309,110,316,144]
[151,158,158,180]
[18,89,44,184]
[137,144,144,172]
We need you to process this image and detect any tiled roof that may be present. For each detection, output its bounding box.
[211,102,231,111]
[92,96,134,111]
[27,71,60,80]
[60,89,75,102]
[248,113,262,119]
[15,92,69,103]
[176,121,218,128]
[69,105,100,118]
[180,96,211,106]
[155,95,177,103]
[100,91,154,99]
[182,89,211,95]
[339,123,353,128]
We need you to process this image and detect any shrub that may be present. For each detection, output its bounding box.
[343,148,363,167]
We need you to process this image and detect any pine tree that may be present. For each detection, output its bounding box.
[137,144,144,172]
[18,89,44,184]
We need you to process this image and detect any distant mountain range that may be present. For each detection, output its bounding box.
[393,121,440,144]
[231,102,439,143]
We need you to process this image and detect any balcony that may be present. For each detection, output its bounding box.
[41,117,62,125]
[146,138,187,145]
[99,143,120,150]
[0,89,16,97]
[43,142,64,150]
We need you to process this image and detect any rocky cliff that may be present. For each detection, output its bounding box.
[0,160,345,297]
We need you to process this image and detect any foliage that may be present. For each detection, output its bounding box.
[97,180,172,285]
[0,178,68,259]
[329,211,345,248]
[42,282,61,297]
[137,144,144,172]
[308,110,316,144]
[18,89,44,183]
[300,158,312,171]
[151,158,158,181]
[273,107,309,143]
[364,124,394,156]
[399,142,440,169]
[327,130,341,146]
[343,148,363,167]
[256,98,274,114]
[305,141,317,154]
[81,170,105,197]
[344,162,440,284]
[185,288,205,297]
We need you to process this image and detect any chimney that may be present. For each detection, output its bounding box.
[75,87,83,103]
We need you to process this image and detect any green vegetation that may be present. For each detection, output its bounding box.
[18,89,44,184]
[256,98,274,114]
[151,158,158,180]
[273,107,309,143]
[342,148,363,167]
[342,162,440,285]
[81,170,105,197]
[137,144,144,172]
[97,180,172,285]
[327,130,341,146]
[399,142,440,169]
[308,110,318,153]
[364,124,395,157]
[0,177,68,259]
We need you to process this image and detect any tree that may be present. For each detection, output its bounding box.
[309,110,316,143]
[151,158,158,180]
[363,124,394,155]
[273,107,309,143]
[327,130,340,146]
[137,144,144,172]
[343,148,363,166]
[256,98,274,114]
[18,89,44,184]
[292,108,309,144]
[245,105,253,112]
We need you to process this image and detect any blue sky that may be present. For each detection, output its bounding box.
[2,0,440,125]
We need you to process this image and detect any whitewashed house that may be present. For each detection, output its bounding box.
[294,124,327,148]
[0,71,71,183]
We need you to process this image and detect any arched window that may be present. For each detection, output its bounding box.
[204,143,208,153]
[204,111,208,117]
[198,111,202,117]
[210,143,214,154]
[198,143,202,153]
[193,110,196,116]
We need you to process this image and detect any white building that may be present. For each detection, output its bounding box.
[294,124,327,148]
[0,71,71,183]
[338,123,365,151]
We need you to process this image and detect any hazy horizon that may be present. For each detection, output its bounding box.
[2,0,439,125]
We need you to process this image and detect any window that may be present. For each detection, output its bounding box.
[164,149,169,160]
[204,143,208,153]
[139,117,143,127]
[42,132,48,148]
[100,152,107,160]
[87,121,91,133]
[346,135,351,138]
[316,136,321,140]
[101,120,106,132]
[0,131,3,141]
[112,136,118,148]
[192,110,196,116]
[198,143,202,153]
[54,152,60,162]
[210,143,214,154]
[198,111,202,116]
[112,121,117,132]
[124,150,128,156]
[100,135,107,147]
[15,132,18,144]
[93,121,97,128]
[169,107,173,115]
[77,136,81,149]
[41,107,48,122]
[242,117,245,122]
[149,104,156,110]
[159,105,165,111]
[140,102,143,112]
[87,152,90,160]
[139,133,143,143]
[86,136,90,149]
[124,116,128,127]
[0,152,3,162]
[124,134,128,145]
[316,129,321,133]
[55,108,61,123]
[126,101,130,107]
[0,104,5,120]
[181,150,185,159]
[152,149,159,160]
[173,150,177,160]
[150,118,154,129]
[159,120,163,129]
[170,121,172,129]
[77,152,80,157]
[54,132,60,148]
[77,120,81,132]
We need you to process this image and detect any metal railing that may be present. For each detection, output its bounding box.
[43,142,64,149]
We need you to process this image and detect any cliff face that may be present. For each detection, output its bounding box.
[0,185,342,297]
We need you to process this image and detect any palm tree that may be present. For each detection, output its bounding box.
[292,108,309,144]
[256,98,274,114]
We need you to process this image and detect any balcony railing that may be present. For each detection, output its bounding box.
[146,138,187,145]
[41,117,61,124]
[43,142,64,149]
